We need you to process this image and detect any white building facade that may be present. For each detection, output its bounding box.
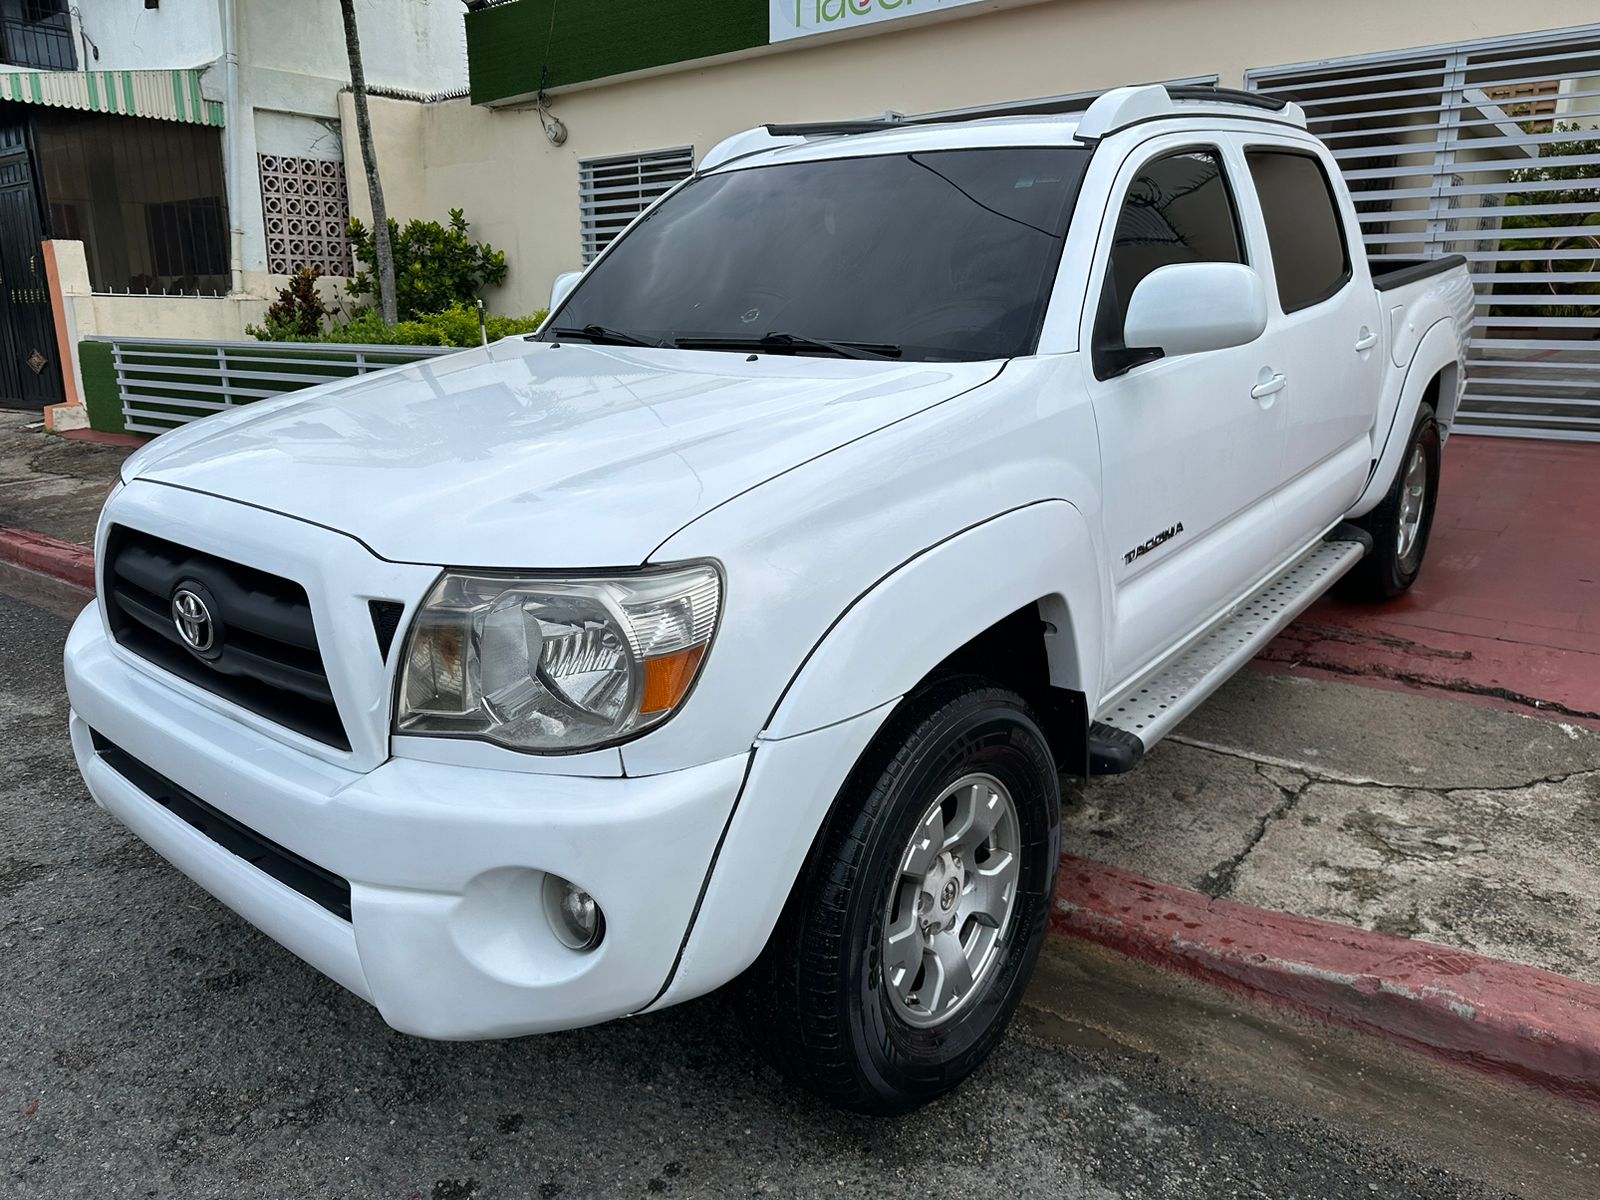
[0,0,464,414]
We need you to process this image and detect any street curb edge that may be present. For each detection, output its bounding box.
[0,526,95,593]
[1052,855,1600,1108]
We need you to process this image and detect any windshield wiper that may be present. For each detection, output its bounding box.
[672,332,902,361]
[545,324,657,348]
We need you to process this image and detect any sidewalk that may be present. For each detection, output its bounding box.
[0,411,133,550]
[1065,668,1600,985]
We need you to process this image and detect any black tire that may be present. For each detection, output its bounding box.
[739,674,1061,1115]
[1341,401,1441,601]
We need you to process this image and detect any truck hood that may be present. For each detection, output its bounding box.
[124,338,1001,567]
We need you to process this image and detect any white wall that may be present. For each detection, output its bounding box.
[245,0,467,97]
[69,0,223,71]
[66,0,465,93]
[227,0,467,283]
[48,239,268,357]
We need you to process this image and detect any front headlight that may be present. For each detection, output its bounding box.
[396,563,721,753]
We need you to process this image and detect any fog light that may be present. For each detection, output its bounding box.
[543,873,604,951]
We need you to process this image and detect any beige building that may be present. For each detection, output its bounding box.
[329,0,1600,441]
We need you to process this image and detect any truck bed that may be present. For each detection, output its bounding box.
[1370,254,1469,293]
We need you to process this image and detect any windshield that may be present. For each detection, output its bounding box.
[547,146,1089,362]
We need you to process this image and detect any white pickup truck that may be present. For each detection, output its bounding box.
[65,84,1471,1114]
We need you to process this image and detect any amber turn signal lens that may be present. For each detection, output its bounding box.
[639,644,707,714]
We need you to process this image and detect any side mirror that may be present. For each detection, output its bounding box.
[1123,262,1268,359]
[548,270,583,316]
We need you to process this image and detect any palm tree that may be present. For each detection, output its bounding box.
[339,0,398,325]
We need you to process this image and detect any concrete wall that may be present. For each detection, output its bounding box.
[47,239,269,357]
[342,1,1600,317]
[228,0,467,284]
[70,0,224,70]
[68,0,465,93]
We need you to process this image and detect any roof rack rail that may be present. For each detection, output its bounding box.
[1164,85,1288,112]
[764,93,1096,140]
[745,84,1306,161]
[1076,84,1306,137]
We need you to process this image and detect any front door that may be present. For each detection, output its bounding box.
[0,111,62,411]
[1082,136,1289,694]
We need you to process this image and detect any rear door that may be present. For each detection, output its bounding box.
[1231,139,1383,543]
[1082,134,1289,691]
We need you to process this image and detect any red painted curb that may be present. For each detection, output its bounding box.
[0,526,95,592]
[58,428,148,448]
[1053,856,1600,1107]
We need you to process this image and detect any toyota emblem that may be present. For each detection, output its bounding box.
[171,588,216,653]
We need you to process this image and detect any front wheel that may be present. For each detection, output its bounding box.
[1341,401,1441,601]
[739,675,1061,1114]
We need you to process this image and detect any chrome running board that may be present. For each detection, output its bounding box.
[1087,536,1368,774]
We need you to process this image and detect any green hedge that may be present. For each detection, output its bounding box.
[466,0,767,104]
[281,305,546,348]
[78,340,123,435]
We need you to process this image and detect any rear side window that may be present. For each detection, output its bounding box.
[1094,148,1243,376]
[1245,148,1351,313]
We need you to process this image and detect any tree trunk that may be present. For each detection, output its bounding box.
[340,0,398,325]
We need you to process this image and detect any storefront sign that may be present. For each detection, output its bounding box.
[770,0,991,44]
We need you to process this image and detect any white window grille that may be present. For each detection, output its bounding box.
[578,146,694,264]
[1248,25,1600,443]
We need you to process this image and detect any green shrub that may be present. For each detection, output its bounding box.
[346,208,508,321]
[324,304,546,347]
[253,303,546,348]
[247,268,331,340]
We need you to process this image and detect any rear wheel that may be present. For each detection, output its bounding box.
[1342,401,1440,600]
[739,675,1060,1115]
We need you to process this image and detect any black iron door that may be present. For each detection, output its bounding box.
[0,112,62,411]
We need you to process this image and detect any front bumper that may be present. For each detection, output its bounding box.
[64,607,746,1039]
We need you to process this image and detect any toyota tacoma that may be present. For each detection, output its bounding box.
[65,84,1471,1114]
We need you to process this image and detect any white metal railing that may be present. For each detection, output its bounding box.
[1248,24,1600,443]
[101,336,452,435]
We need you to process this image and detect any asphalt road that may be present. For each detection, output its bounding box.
[1,581,1517,1200]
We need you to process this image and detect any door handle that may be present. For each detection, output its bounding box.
[1251,371,1287,400]
[1354,327,1378,351]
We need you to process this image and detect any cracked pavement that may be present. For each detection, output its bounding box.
[1064,670,1600,984]
[0,411,132,547]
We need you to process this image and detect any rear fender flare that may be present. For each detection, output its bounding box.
[1348,319,1460,520]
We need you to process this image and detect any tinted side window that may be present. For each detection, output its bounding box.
[1246,149,1351,313]
[1094,149,1243,375]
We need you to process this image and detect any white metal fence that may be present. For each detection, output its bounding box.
[104,336,452,435]
[1248,25,1600,442]
[578,146,695,265]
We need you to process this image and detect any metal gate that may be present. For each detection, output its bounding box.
[0,110,62,411]
[1248,26,1600,442]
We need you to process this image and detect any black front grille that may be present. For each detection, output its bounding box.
[90,730,352,921]
[103,525,350,750]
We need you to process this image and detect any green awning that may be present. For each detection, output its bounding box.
[0,67,223,127]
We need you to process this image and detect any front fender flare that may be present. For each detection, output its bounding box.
[641,500,1104,1013]
[764,499,1104,738]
